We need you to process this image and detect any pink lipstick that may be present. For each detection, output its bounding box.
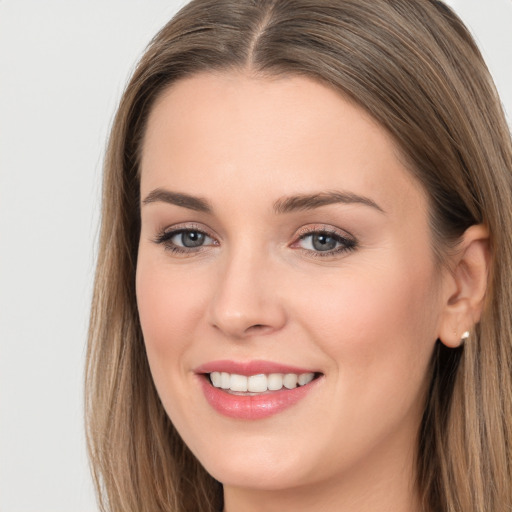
[195,360,322,420]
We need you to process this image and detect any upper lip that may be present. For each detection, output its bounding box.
[194,359,319,376]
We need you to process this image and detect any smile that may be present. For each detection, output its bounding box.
[209,371,316,394]
[195,361,323,420]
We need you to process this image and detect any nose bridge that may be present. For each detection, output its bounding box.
[208,241,286,338]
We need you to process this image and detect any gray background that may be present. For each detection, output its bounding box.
[0,1,510,511]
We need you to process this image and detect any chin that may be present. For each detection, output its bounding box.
[179,422,328,491]
[202,453,312,491]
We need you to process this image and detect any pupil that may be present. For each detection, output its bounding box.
[312,234,337,251]
[182,231,205,248]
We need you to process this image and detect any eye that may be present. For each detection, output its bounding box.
[171,230,211,248]
[154,227,217,253]
[295,228,357,256]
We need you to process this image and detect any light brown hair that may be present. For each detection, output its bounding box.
[86,1,512,510]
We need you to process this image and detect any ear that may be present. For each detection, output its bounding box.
[438,224,490,348]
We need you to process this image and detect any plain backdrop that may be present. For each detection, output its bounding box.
[0,1,510,511]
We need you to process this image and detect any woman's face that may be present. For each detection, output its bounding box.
[137,72,447,494]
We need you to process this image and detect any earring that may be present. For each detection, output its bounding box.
[461,331,470,342]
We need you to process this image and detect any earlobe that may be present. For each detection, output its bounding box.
[438,224,490,348]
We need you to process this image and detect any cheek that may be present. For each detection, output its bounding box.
[284,261,440,468]
[135,257,216,429]
[295,256,439,395]
[135,258,207,370]
[325,272,433,346]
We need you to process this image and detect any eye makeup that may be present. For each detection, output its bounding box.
[152,221,358,259]
[291,224,358,259]
[153,223,218,255]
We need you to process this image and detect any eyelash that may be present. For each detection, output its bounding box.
[153,225,216,255]
[153,225,357,258]
[294,226,357,258]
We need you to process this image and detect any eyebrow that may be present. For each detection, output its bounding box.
[142,188,212,213]
[273,191,385,214]
[141,188,384,215]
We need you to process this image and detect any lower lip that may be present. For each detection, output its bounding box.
[198,375,321,420]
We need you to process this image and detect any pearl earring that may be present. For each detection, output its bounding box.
[461,331,470,341]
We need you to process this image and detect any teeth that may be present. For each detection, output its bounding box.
[229,374,248,392]
[248,374,267,392]
[283,373,298,389]
[268,373,284,391]
[210,372,222,387]
[298,373,312,386]
[209,371,315,393]
[220,372,230,389]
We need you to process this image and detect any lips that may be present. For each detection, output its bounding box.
[195,360,322,420]
[196,360,319,375]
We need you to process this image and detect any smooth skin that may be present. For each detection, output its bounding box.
[136,72,489,512]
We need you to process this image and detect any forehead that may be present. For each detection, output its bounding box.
[140,71,426,216]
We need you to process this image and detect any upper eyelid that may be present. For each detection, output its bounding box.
[153,227,218,254]
[293,229,358,259]
[294,224,355,240]
[158,223,216,238]
[152,222,356,247]
[293,231,356,248]
[152,224,217,248]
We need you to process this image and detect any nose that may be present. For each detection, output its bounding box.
[207,250,287,339]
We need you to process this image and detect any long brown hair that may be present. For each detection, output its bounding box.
[86,1,512,510]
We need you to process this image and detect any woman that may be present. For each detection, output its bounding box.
[85,0,512,511]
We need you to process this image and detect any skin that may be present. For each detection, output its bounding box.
[136,72,488,512]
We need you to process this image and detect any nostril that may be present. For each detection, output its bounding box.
[245,324,269,334]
